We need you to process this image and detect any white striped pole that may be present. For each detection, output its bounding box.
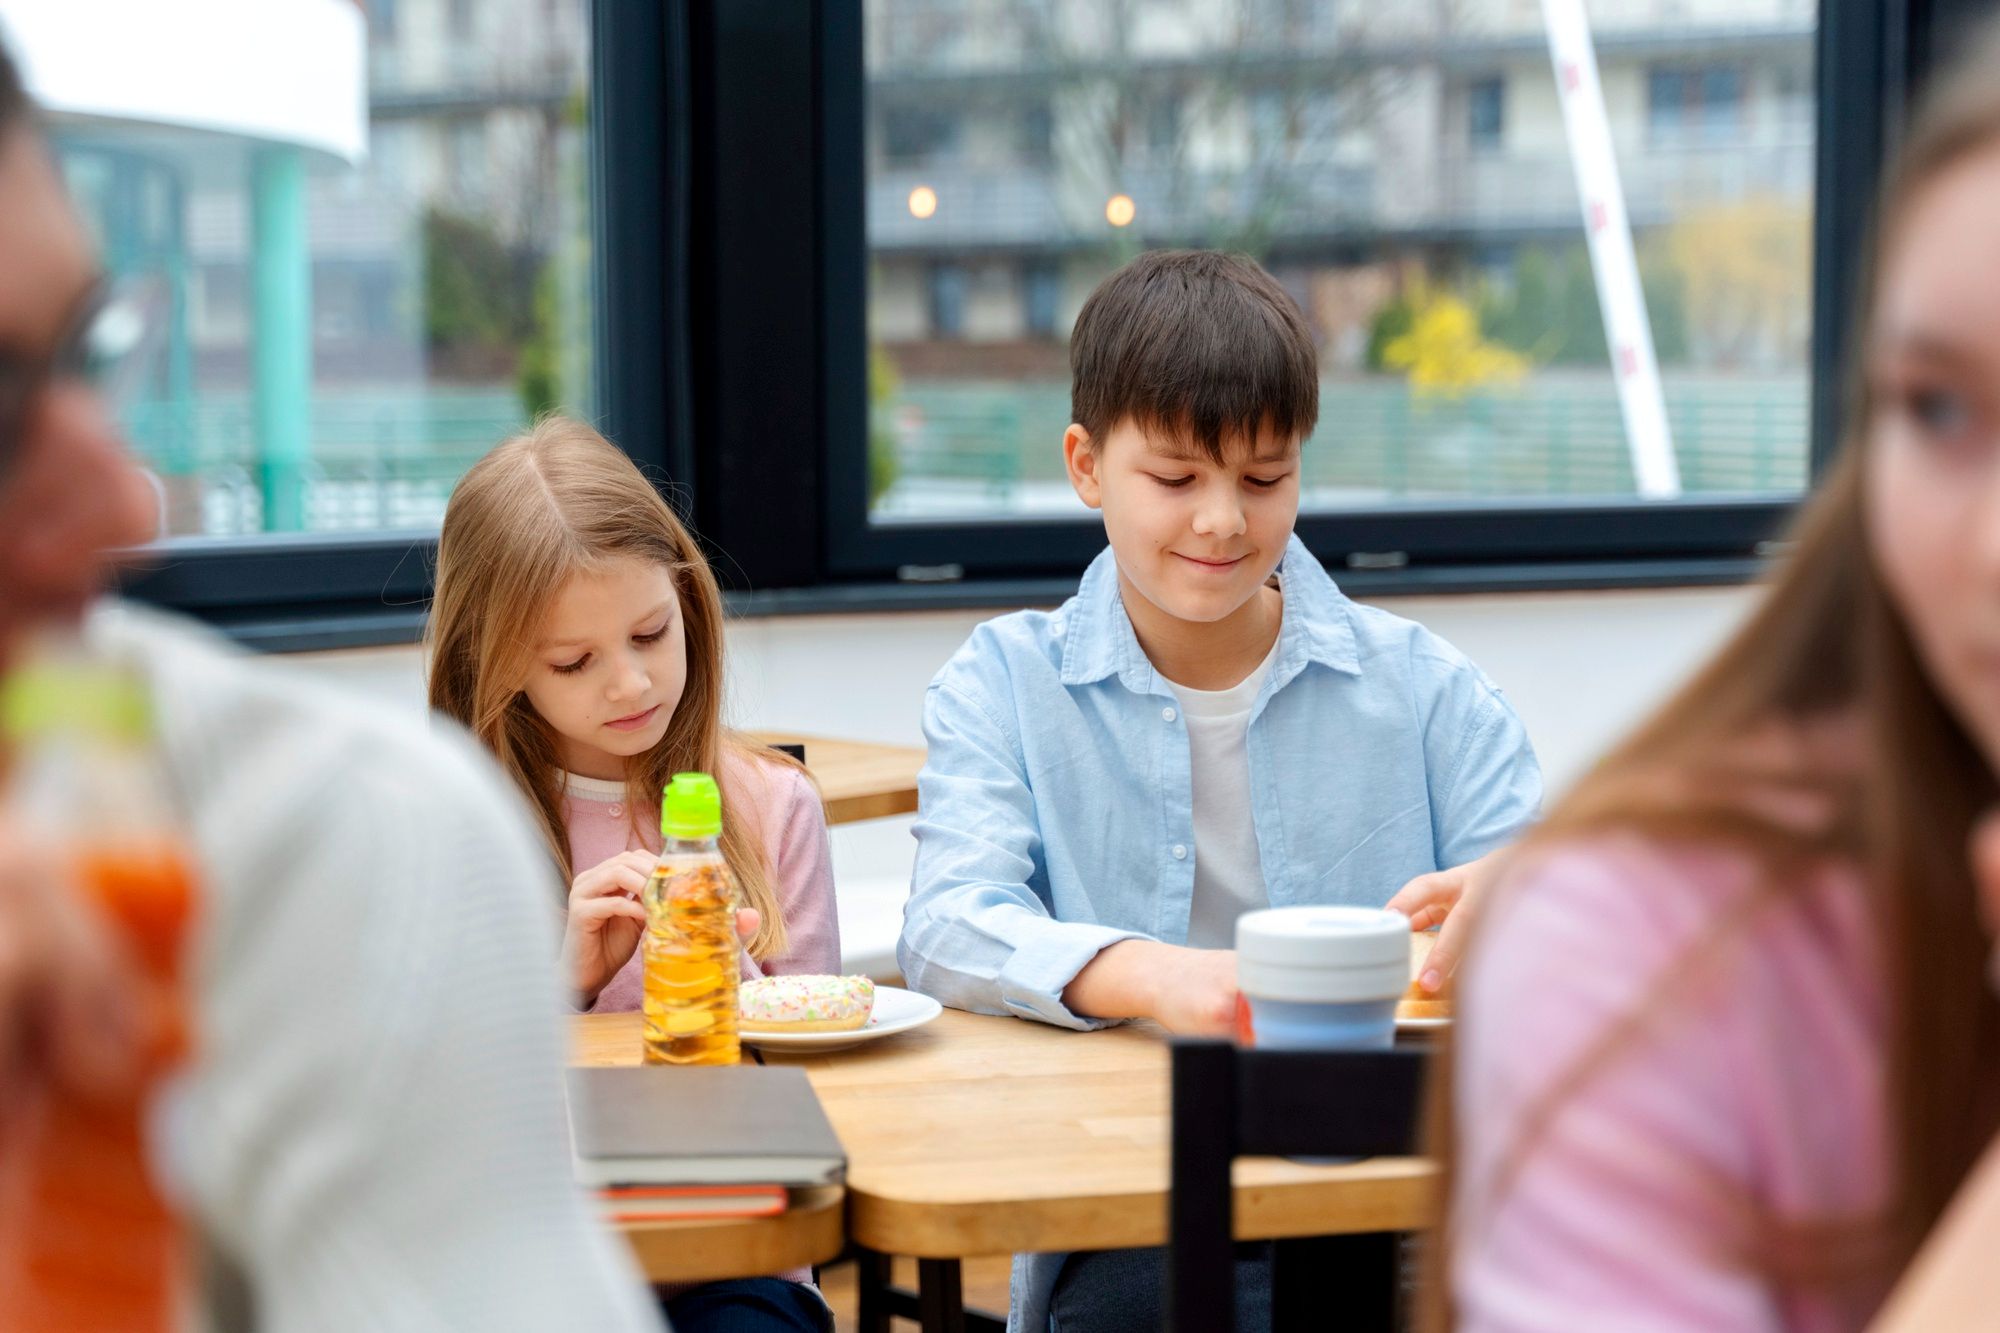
[1540,0,1682,498]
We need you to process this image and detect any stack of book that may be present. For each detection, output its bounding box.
[566,1065,846,1224]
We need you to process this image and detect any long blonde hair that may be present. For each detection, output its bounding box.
[427,415,794,960]
[1424,32,2000,1327]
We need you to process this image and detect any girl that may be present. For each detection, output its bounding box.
[1433,29,2000,1332]
[427,415,838,1332]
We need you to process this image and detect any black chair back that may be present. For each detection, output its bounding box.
[1166,1041,1429,1333]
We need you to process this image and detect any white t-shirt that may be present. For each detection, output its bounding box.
[1165,631,1281,950]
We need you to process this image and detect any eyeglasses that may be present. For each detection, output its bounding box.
[0,283,147,486]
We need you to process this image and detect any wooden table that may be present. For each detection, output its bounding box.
[574,950,1441,1325]
[749,731,924,825]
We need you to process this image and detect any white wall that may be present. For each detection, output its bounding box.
[293,585,1755,970]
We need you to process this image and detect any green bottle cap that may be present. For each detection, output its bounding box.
[0,661,150,745]
[660,771,723,840]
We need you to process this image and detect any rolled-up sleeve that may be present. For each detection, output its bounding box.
[1422,660,1543,869]
[899,678,1145,1030]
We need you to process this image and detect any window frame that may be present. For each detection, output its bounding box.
[108,0,1988,643]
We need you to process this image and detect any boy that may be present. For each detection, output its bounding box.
[897,250,1541,1331]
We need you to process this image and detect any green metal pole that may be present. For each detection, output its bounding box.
[251,147,310,532]
[165,177,196,486]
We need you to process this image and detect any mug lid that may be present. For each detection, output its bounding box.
[1235,905,1411,967]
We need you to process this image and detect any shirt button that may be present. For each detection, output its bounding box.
[1172,844,1188,860]
[609,804,623,816]
[1162,706,1178,722]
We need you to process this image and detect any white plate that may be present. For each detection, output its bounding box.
[741,985,944,1055]
[1396,1013,1451,1031]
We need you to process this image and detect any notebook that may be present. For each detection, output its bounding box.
[596,1185,790,1224]
[566,1065,846,1188]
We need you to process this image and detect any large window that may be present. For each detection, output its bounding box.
[72,0,1962,635]
[54,0,592,544]
[859,0,1816,525]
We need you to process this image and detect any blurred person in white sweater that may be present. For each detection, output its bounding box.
[0,35,665,1332]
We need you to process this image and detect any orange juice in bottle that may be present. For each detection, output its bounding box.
[641,772,741,1065]
[0,655,200,1330]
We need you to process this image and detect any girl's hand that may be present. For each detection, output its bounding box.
[563,854,765,1008]
[562,850,655,1007]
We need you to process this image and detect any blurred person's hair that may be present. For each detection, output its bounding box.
[0,36,28,132]
[1068,249,1319,463]
[1420,26,2000,1328]
[425,415,797,960]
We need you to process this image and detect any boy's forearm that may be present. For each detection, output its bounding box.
[1061,938,1170,1022]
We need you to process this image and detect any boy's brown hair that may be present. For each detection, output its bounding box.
[1068,249,1319,462]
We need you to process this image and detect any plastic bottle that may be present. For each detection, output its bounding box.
[641,772,741,1065]
[0,653,200,1329]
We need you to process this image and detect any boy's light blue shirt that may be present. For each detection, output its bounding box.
[901,535,1541,1333]
[899,535,1543,1031]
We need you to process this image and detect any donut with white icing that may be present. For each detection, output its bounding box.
[740,974,876,1032]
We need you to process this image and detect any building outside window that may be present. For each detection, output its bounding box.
[863,0,1815,523]
[928,262,970,338]
[1468,76,1505,152]
[22,0,594,540]
[882,105,962,168]
[1016,102,1054,167]
[1022,260,1061,338]
[1649,65,1747,145]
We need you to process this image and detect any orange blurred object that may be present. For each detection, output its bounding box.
[0,837,200,1332]
[0,643,203,1333]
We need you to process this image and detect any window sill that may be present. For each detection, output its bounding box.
[182,555,1766,654]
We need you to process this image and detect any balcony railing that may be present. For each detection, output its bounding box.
[869,139,1811,250]
[871,372,1808,519]
[871,159,1378,249]
[1434,141,1814,230]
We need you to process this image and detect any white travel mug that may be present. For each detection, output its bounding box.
[1235,905,1410,1051]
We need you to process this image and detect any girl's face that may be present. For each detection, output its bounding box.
[1868,142,2000,773]
[519,557,687,781]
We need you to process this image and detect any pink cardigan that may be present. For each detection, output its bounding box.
[1452,835,1894,1332]
[565,750,841,1014]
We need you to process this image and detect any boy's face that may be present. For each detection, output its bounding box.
[1065,417,1300,626]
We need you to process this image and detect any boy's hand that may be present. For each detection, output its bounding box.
[1385,847,1509,994]
[562,850,654,1006]
[1063,939,1238,1035]
[1150,947,1240,1036]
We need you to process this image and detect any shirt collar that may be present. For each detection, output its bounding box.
[1058,534,1361,690]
